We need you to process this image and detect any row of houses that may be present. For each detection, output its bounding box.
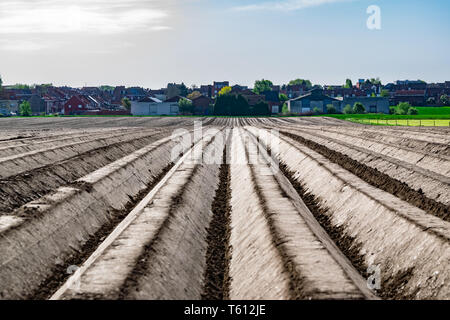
[287,89,389,114]
[1,79,448,116]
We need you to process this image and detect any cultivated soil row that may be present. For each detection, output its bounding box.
[0,117,448,300]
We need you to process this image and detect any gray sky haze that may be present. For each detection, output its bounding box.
[0,0,449,88]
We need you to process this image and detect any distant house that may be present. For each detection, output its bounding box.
[212,81,230,97]
[425,83,450,104]
[0,99,19,114]
[393,90,426,106]
[341,97,389,114]
[281,84,309,99]
[262,91,280,114]
[125,87,147,101]
[287,89,340,114]
[63,95,98,115]
[191,95,212,115]
[28,94,46,115]
[395,80,427,91]
[148,89,167,102]
[131,96,179,116]
[200,85,213,98]
[232,89,265,106]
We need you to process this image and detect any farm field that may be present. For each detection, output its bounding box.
[0,116,449,300]
[315,107,450,126]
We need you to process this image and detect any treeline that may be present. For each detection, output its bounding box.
[213,94,270,116]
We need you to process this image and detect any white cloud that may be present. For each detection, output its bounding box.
[234,0,354,12]
[0,0,169,34]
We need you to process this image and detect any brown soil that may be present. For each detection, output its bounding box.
[242,142,307,300]
[27,162,174,300]
[201,147,231,300]
[0,132,167,214]
[279,162,419,300]
[279,162,369,278]
[117,138,218,299]
[280,131,449,222]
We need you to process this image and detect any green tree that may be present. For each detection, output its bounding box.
[11,84,31,90]
[380,89,390,98]
[253,79,273,94]
[121,97,131,111]
[313,107,321,115]
[326,104,337,114]
[251,101,270,116]
[281,103,289,114]
[19,101,32,116]
[178,98,194,114]
[187,91,202,100]
[213,94,250,116]
[427,97,435,105]
[369,78,381,85]
[407,107,419,115]
[179,83,188,97]
[353,102,366,114]
[389,106,397,114]
[288,79,312,89]
[395,102,411,115]
[218,86,232,96]
[100,85,114,92]
[278,93,288,103]
[440,94,449,105]
[343,79,353,89]
[343,104,353,114]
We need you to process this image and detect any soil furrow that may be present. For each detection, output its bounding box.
[280,131,449,222]
[28,162,174,300]
[201,146,232,300]
[0,130,169,213]
[117,135,220,299]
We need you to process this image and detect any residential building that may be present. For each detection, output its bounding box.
[393,90,426,106]
[63,95,99,115]
[131,96,179,116]
[232,89,265,106]
[341,97,390,114]
[28,94,46,115]
[191,95,212,115]
[281,84,309,99]
[0,99,19,114]
[212,81,230,97]
[395,80,427,91]
[287,89,340,114]
[262,91,280,114]
[200,85,213,98]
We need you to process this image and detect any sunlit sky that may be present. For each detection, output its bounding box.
[0,0,449,88]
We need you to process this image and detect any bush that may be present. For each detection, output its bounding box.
[407,107,419,115]
[213,94,250,116]
[326,104,337,114]
[353,102,366,114]
[389,106,396,114]
[281,103,289,114]
[343,104,353,114]
[19,101,32,116]
[313,107,321,115]
[251,101,271,116]
[396,102,411,115]
[178,98,194,114]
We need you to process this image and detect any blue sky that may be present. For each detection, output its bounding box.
[0,0,449,88]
